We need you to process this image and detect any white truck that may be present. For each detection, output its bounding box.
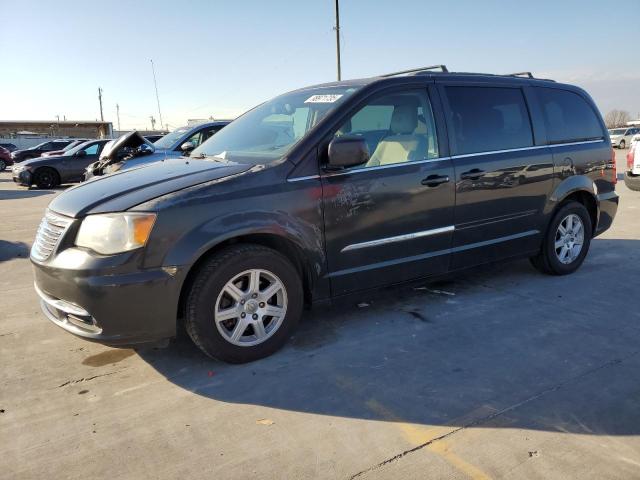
[624,136,640,190]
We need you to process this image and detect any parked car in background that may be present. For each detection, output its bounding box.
[0,143,18,152]
[145,120,229,159]
[144,134,165,143]
[31,68,617,363]
[608,127,640,149]
[630,133,640,149]
[11,139,76,163]
[0,146,13,171]
[84,132,155,179]
[41,139,90,157]
[625,140,640,191]
[13,139,109,188]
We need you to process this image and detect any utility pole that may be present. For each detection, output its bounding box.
[150,60,164,130]
[98,87,104,122]
[150,116,156,130]
[334,0,341,81]
[116,104,121,132]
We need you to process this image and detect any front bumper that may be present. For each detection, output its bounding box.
[594,191,619,237]
[33,251,187,346]
[12,170,31,185]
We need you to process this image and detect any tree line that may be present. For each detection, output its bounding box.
[605,110,633,129]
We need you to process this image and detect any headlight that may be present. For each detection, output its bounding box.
[13,165,25,173]
[75,213,156,255]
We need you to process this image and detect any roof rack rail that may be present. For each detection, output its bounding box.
[380,65,449,77]
[506,72,534,78]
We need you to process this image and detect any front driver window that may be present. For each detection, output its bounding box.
[185,131,203,147]
[333,90,439,168]
[82,143,100,155]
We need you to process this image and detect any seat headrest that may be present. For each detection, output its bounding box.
[390,104,418,135]
[337,118,352,136]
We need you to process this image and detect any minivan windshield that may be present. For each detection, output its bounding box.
[609,128,627,135]
[153,127,191,149]
[191,86,360,164]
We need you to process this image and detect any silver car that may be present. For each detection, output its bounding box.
[609,126,640,149]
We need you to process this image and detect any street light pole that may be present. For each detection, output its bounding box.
[150,60,164,131]
[98,87,104,122]
[334,0,341,81]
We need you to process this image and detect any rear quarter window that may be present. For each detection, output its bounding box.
[444,86,533,155]
[534,87,604,144]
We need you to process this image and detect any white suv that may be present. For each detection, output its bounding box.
[609,126,640,149]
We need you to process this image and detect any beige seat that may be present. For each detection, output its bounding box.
[367,104,426,167]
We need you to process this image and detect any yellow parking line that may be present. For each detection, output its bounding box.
[363,399,492,480]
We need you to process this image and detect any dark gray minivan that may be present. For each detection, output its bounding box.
[31,66,618,363]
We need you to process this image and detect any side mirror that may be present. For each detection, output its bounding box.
[180,141,196,153]
[75,150,87,157]
[327,136,369,169]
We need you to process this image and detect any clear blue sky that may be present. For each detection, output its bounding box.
[1,0,639,130]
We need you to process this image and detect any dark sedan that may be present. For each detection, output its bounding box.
[10,139,76,163]
[12,139,109,188]
[41,139,91,157]
[0,143,17,152]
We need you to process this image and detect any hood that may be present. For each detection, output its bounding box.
[49,158,252,218]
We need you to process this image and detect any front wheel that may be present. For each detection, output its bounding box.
[34,168,59,189]
[185,244,303,363]
[619,140,626,149]
[530,201,592,275]
[0,160,6,171]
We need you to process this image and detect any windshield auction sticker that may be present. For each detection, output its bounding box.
[305,94,343,103]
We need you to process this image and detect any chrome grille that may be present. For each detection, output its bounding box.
[31,210,73,262]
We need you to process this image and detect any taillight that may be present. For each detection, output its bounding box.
[611,147,617,184]
[627,148,635,171]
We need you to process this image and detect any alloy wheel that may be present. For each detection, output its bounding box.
[554,213,584,264]
[214,269,288,347]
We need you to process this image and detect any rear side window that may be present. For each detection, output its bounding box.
[535,87,604,144]
[444,86,533,155]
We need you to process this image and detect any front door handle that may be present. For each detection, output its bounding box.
[421,174,450,187]
[460,168,485,180]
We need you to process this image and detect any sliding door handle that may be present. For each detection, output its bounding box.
[460,168,485,180]
[421,174,450,187]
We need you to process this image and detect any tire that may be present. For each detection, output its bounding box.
[185,244,303,363]
[624,171,640,191]
[34,168,59,189]
[619,140,626,149]
[0,160,5,171]
[530,201,592,275]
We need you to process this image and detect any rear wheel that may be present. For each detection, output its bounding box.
[184,244,303,363]
[34,168,59,189]
[624,171,640,191]
[530,201,592,275]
